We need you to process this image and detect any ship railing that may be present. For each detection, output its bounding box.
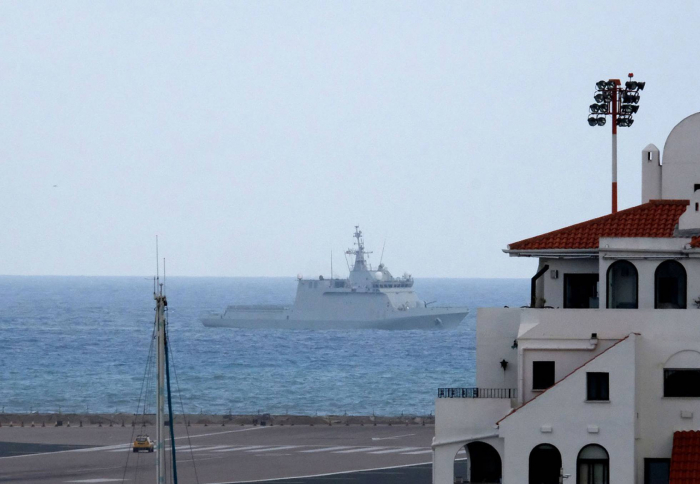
[224,305,289,311]
[437,387,517,399]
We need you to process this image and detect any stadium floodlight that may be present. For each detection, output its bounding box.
[586,73,645,213]
[623,92,640,104]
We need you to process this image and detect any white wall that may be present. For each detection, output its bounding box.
[435,398,512,443]
[433,399,510,484]
[539,257,599,308]
[598,237,700,309]
[520,342,616,403]
[438,308,700,483]
[634,338,700,480]
[476,308,521,390]
[499,336,638,484]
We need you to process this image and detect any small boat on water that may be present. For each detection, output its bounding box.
[201,226,469,330]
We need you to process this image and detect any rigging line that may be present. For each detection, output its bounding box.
[164,321,178,484]
[166,331,202,484]
[122,316,157,484]
[136,322,157,481]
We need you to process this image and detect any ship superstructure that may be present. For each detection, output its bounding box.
[201,226,468,330]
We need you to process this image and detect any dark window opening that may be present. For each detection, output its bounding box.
[694,183,700,192]
[587,372,609,401]
[564,274,599,308]
[529,444,562,484]
[648,152,653,161]
[533,361,555,390]
[607,260,638,309]
[655,260,687,309]
[644,459,670,484]
[466,442,502,483]
[664,369,700,397]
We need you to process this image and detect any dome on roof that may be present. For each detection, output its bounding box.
[662,112,700,201]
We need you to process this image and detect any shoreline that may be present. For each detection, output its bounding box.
[0,412,434,427]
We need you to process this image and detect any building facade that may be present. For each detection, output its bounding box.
[433,113,700,484]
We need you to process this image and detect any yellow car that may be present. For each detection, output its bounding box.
[133,435,155,452]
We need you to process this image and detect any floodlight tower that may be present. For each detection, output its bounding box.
[587,73,646,213]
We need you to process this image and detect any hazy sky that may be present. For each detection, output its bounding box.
[2,1,699,278]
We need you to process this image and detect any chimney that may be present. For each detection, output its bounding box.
[642,143,661,203]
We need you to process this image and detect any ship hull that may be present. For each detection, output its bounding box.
[201,308,468,330]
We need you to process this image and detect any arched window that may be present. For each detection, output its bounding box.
[454,441,502,484]
[606,261,638,309]
[529,443,562,484]
[577,444,609,484]
[655,260,687,309]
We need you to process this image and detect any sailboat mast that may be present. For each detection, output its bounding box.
[155,283,166,484]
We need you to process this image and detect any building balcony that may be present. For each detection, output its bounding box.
[437,387,517,399]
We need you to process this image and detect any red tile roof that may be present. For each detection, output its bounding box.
[671,431,700,484]
[691,236,700,248]
[508,200,690,251]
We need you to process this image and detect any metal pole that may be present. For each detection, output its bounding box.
[156,289,166,484]
[611,84,618,214]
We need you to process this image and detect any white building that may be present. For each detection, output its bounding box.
[433,113,700,484]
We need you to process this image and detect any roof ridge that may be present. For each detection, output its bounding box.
[508,200,690,251]
[497,334,634,425]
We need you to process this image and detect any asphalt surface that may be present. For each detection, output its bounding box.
[0,424,434,484]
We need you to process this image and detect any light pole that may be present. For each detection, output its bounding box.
[588,73,645,213]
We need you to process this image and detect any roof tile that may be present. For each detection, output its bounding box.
[671,431,700,484]
[508,200,689,251]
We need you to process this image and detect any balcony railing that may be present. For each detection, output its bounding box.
[437,387,517,399]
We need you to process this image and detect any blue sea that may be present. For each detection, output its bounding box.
[0,277,527,416]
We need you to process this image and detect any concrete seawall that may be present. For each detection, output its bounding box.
[0,412,434,427]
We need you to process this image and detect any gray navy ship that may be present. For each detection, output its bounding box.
[201,227,469,330]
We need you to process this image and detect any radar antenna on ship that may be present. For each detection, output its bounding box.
[346,225,372,272]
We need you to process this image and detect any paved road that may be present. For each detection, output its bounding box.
[0,425,434,484]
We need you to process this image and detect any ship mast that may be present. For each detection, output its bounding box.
[154,277,167,484]
[346,225,372,272]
